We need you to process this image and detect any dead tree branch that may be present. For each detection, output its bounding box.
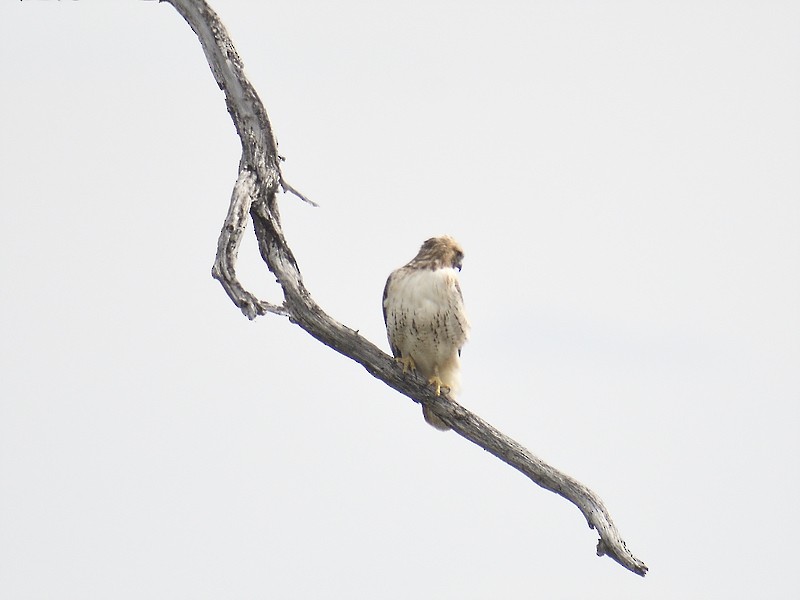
[165,0,648,577]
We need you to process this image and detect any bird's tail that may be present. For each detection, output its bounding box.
[423,405,450,431]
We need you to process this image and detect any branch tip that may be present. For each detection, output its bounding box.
[281,177,318,207]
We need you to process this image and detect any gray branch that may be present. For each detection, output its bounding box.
[165,0,648,577]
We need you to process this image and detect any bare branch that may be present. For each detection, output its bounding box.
[211,169,289,319]
[164,0,648,577]
[280,177,318,207]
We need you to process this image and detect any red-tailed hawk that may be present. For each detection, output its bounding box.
[383,236,470,430]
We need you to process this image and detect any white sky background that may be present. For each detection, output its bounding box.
[1,1,799,598]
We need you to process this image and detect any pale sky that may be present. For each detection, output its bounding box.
[2,1,799,598]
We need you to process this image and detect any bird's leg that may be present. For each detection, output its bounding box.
[428,366,444,396]
[396,355,416,374]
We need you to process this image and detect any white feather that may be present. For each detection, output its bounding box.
[384,266,469,395]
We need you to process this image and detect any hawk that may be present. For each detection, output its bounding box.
[382,236,470,430]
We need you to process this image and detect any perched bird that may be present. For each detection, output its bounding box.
[382,236,470,430]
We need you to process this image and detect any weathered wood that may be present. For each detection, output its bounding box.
[165,0,648,577]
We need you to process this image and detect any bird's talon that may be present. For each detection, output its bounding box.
[428,375,446,396]
[396,356,416,374]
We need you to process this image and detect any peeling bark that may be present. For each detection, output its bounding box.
[165,0,648,577]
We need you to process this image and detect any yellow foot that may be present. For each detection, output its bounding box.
[396,356,416,374]
[427,375,448,396]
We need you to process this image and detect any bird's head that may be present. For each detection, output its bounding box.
[415,236,465,271]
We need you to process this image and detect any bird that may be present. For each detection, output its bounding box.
[382,236,470,430]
